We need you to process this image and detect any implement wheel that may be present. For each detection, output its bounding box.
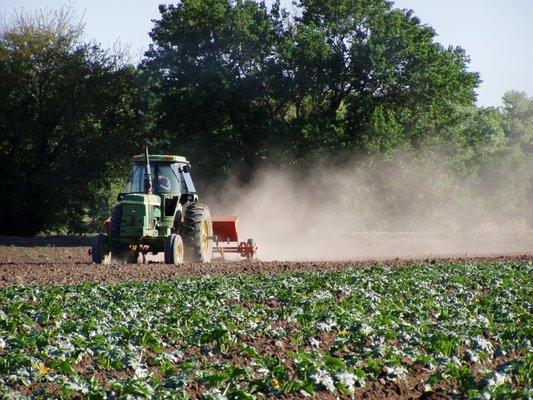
[183,203,213,263]
[246,238,256,259]
[164,233,184,265]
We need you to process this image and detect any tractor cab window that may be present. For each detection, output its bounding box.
[125,164,149,193]
[126,163,181,194]
[156,164,180,193]
[172,163,196,194]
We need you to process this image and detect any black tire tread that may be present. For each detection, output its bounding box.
[91,234,103,263]
[164,234,176,264]
[109,204,126,256]
[182,203,212,262]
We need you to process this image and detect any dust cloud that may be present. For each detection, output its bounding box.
[207,153,533,261]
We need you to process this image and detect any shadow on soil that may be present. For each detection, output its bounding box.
[0,236,93,247]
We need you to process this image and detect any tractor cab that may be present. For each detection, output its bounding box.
[118,155,198,229]
[125,155,196,197]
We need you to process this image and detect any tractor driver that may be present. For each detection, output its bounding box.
[158,175,171,192]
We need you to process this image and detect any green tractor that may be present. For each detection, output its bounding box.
[89,147,257,265]
[91,146,256,265]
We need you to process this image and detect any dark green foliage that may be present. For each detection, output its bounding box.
[142,0,480,180]
[0,9,142,235]
[1,262,531,397]
[0,2,531,235]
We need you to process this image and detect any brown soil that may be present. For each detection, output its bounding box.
[1,237,530,399]
[0,239,530,286]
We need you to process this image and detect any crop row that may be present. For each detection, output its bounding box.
[0,261,531,399]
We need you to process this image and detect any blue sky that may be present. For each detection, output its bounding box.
[1,0,531,107]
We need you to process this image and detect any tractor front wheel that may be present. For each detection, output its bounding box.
[91,234,111,264]
[109,204,132,262]
[164,233,184,265]
[183,203,213,263]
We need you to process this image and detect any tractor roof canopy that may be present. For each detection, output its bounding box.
[131,154,188,163]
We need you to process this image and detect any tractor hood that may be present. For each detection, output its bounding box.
[119,194,161,238]
[121,193,161,206]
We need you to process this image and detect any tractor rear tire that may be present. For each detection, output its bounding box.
[164,233,184,265]
[91,234,111,264]
[182,203,213,263]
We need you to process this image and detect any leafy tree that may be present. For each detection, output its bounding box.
[492,92,533,226]
[0,1,528,236]
[143,0,480,180]
[142,0,286,182]
[502,91,533,150]
[444,93,533,227]
[0,7,141,236]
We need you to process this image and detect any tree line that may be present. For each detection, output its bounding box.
[0,1,531,236]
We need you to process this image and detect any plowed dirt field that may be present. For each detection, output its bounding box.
[0,234,531,286]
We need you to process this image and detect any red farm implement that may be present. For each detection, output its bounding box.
[211,216,257,259]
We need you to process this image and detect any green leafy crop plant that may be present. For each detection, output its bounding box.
[0,261,531,399]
